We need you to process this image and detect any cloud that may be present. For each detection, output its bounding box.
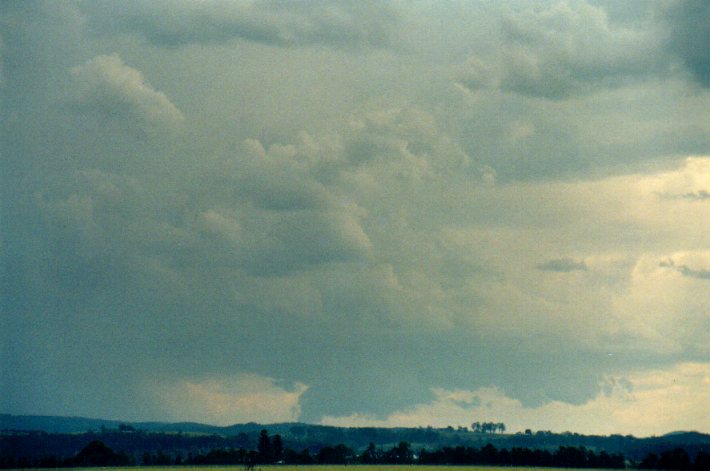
[646,157,710,198]
[537,257,587,272]
[663,0,710,87]
[245,208,373,275]
[432,157,710,354]
[342,107,477,185]
[84,0,398,50]
[676,265,710,280]
[70,53,184,131]
[232,138,334,211]
[611,251,710,354]
[659,258,710,281]
[322,362,710,437]
[459,1,667,100]
[681,190,710,200]
[157,374,309,425]
[457,1,710,101]
[185,137,374,276]
[3,1,709,432]
[12,106,710,422]
[0,35,5,87]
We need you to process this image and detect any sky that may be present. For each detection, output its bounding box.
[1,0,709,438]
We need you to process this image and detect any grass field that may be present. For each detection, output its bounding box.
[50,466,623,471]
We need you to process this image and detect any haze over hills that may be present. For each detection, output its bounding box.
[0,414,310,435]
[1,414,231,435]
[4,413,709,438]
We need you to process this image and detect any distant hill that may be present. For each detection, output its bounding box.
[1,415,125,434]
[0,414,360,438]
[0,414,293,435]
[2,413,709,463]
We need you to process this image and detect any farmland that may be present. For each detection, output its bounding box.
[48,467,620,471]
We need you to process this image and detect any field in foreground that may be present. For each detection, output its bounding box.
[42,466,623,471]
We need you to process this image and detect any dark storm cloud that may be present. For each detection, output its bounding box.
[295,328,611,421]
[456,1,710,101]
[83,0,398,50]
[196,208,372,276]
[537,258,588,272]
[663,0,710,87]
[31,153,371,283]
[3,0,710,434]
[445,3,710,185]
[495,1,667,99]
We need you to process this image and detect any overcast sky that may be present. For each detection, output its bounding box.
[2,0,709,437]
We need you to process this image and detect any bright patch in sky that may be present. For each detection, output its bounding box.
[322,362,710,437]
[158,374,308,426]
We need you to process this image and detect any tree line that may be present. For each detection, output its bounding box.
[3,428,709,470]
[471,421,506,433]
[4,429,710,470]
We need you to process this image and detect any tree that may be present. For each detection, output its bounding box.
[658,448,691,470]
[472,421,506,433]
[73,440,129,467]
[639,453,658,469]
[385,442,413,464]
[272,434,284,462]
[360,443,380,464]
[317,444,353,464]
[694,451,710,470]
[257,429,272,463]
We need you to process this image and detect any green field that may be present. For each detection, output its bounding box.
[51,466,622,471]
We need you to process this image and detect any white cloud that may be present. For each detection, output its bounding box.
[71,53,184,131]
[642,156,710,198]
[611,250,710,354]
[322,362,710,437]
[157,374,309,426]
[430,157,710,354]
